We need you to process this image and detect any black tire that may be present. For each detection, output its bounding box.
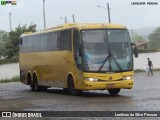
[63,88,69,94]
[30,78,35,91]
[28,74,34,91]
[30,75,47,91]
[68,77,82,96]
[34,76,39,91]
[30,75,39,91]
[108,89,120,96]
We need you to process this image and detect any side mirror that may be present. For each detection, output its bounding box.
[131,43,138,57]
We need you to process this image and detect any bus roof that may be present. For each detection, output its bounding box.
[44,23,126,30]
[20,23,127,37]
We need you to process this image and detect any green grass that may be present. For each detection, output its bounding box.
[0,76,20,83]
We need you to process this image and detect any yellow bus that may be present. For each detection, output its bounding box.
[19,23,138,95]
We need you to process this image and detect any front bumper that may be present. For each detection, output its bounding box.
[82,79,133,90]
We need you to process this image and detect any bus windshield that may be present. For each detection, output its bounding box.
[81,29,133,72]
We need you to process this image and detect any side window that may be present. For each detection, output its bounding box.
[60,30,72,50]
[53,32,58,50]
[57,32,61,49]
[21,37,32,53]
[28,36,33,52]
[33,35,40,52]
[47,32,58,51]
[47,33,53,51]
[23,37,28,52]
[40,34,47,51]
[26,37,31,52]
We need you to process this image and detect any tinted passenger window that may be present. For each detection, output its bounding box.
[33,35,40,52]
[47,32,58,50]
[60,30,72,50]
[23,37,28,52]
[28,36,33,52]
[40,34,47,51]
[20,30,72,52]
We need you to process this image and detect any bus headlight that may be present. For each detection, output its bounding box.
[123,76,133,80]
[85,78,98,82]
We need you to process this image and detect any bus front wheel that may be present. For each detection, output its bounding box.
[68,77,82,96]
[108,88,120,95]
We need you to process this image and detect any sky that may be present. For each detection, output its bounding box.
[0,0,160,32]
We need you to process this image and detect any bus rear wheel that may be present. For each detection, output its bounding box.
[108,88,120,95]
[28,75,34,91]
[68,77,82,96]
[30,81,35,91]
[30,75,47,91]
[30,75,38,91]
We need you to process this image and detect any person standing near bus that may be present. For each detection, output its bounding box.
[147,58,153,76]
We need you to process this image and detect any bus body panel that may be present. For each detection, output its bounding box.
[20,51,69,87]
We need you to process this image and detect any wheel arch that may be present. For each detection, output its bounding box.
[67,72,75,88]
[33,71,38,80]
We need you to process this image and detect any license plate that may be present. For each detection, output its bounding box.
[106,84,115,88]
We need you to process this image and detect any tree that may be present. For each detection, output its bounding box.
[132,33,145,43]
[0,30,8,57]
[148,27,160,42]
[0,30,6,40]
[2,23,37,59]
[148,27,160,50]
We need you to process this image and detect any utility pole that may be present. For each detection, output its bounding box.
[97,2,111,23]
[65,16,67,23]
[107,3,111,23]
[43,0,46,28]
[72,14,75,23]
[9,12,12,31]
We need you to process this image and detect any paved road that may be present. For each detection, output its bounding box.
[0,72,160,119]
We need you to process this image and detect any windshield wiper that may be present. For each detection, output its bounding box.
[111,55,122,71]
[98,54,122,72]
[97,29,122,72]
[98,55,110,71]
